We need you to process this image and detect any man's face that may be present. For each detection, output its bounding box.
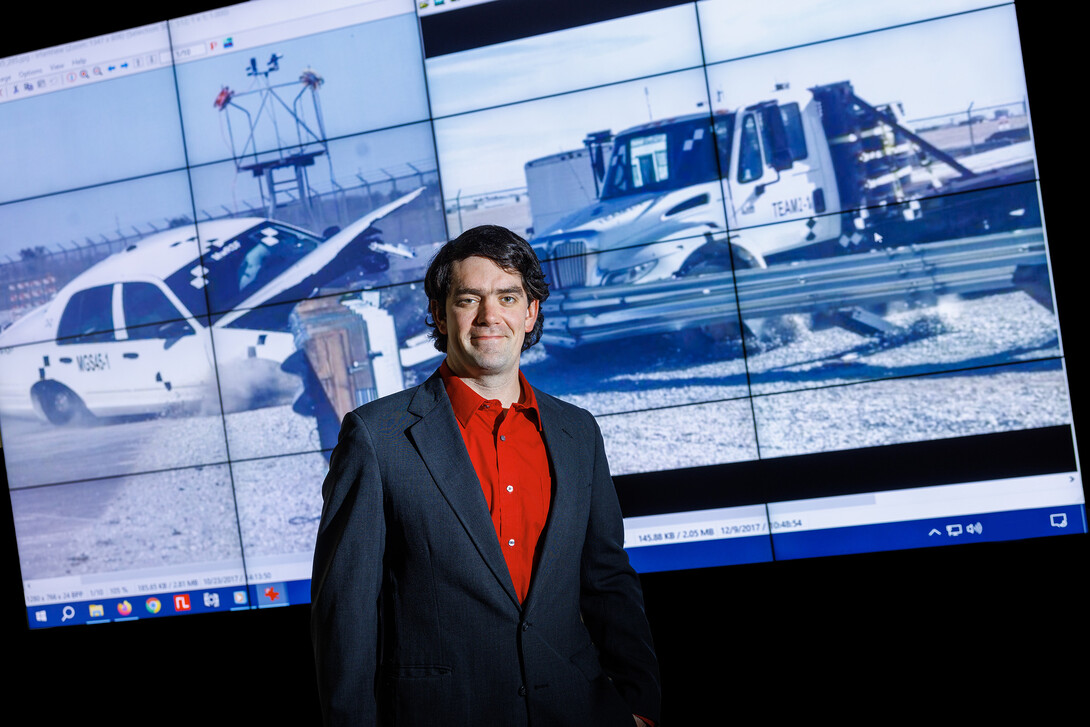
[433,255,539,379]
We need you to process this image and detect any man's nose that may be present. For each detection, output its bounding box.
[476,298,501,325]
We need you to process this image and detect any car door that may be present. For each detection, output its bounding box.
[51,283,130,413]
[114,281,216,413]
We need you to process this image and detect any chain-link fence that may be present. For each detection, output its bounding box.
[0,168,444,327]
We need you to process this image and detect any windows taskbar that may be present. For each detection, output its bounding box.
[626,504,1087,573]
[25,579,312,629]
[24,504,1087,626]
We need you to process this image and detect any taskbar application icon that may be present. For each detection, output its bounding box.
[256,582,290,608]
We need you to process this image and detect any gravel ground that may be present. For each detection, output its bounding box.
[598,397,758,475]
[2,411,230,489]
[751,358,1070,459]
[11,464,243,580]
[231,453,328,557]
[744,290,1061,394]
[224,405,328,461]
[5,288,1074,579]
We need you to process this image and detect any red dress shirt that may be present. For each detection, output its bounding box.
[439,363,654,726]
[440,361,551,603]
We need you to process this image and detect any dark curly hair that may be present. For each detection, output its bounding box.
[424,225,549,353]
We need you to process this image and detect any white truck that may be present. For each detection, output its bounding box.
[529,81,1038,297]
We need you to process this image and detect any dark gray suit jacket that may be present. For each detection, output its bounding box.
[311,370,660,726]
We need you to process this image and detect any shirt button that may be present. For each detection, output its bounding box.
[506,485,514,493]
[500,435,506,441]
[518,686,527,696]
[508,539,515,547]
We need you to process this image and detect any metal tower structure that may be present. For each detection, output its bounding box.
[214,54,338,224]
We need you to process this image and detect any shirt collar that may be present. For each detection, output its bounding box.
[439,359,542,430]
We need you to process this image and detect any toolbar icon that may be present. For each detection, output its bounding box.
[1050,513,1068,528]
[945,523,962,537]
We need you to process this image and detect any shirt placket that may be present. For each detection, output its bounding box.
[494,407,521,559]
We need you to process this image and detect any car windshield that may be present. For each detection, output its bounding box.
[600,114,732,201]
[165,223,322,321]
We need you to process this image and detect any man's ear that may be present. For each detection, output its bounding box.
[430,299,446,335]
[524,298,539,333]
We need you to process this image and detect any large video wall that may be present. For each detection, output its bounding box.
[1,0,1082,628]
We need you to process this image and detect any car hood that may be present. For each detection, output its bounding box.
[215,186,424,328]
[0,304,52,348]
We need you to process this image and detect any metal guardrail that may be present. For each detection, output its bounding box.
[541,228,1047,347]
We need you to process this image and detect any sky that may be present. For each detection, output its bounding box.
[173,11,429,167]
[695,0,1001,62]
[431,3,1028,197]
[0,1,1031,256]
[0,11,433,260]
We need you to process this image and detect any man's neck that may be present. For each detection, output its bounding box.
[445,359,522,408]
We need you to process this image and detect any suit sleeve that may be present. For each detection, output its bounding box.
[311,410,385,726]
[579,416,662,724]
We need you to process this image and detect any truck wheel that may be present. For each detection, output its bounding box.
[681,259,754,349]
[31,381,89,426]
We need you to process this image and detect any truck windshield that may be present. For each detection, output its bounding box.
[600,114,734,201]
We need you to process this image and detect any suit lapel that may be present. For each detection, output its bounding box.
[524,388,580,612]
[406,372,520,608]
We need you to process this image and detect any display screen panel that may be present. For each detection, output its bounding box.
[696,0,1000,63]
[1,0,1083,629]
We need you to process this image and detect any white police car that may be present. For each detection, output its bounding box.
[0,189,422,424]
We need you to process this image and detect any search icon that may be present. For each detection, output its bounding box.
[61,605,75,622]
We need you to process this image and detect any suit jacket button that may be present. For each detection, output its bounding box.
[520,622,529,632]
[518,686,527,696]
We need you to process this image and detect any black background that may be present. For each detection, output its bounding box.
[4,2,1085,722]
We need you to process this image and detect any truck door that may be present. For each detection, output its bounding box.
[726,102,836,260]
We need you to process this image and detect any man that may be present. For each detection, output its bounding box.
[311,225,660,726]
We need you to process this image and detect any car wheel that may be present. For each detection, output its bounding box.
[31,381,89,426]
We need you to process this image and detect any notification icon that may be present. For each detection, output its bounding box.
[145,597,162,614]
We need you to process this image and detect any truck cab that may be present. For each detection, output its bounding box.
[532,86,842,288]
